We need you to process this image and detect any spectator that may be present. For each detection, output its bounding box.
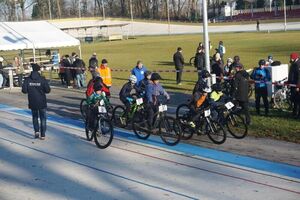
[194,47,205,81]
[131,60,147,87]
[14,56,24,87]
[97,59,112,88]
[73,55,86,89]
[267,55,281,66]
[256,20,260,31]
[70,52,77,86]
[211,53,224,83]
[288,52,300,118]
[59,56,66,85]
[22,64,51,140]
[173,47,184,85]
[230,55,244,70]
[63,55,73,88]
[0,56,7,88]
[89,53,99,79]
[224,57,233,77]
[218,41,226,62]
[233,65,251,125]
[251,59,271,116]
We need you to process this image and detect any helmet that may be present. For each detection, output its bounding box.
[258,59,266,66]
[212,83,222,92]
[151,73,162,81]
[201,70,210,79]
[144,71,152,77]
[129,75,137,84]
[227,58,233,63]
[290,52,299,60]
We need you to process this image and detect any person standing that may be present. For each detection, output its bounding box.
[97,59,112,88]
[73,55,86,89]
[173,47,184,85]
[131,60,147,87]
[218,41,226,62]
[22,64,51,139]
[251,59,271,116]
[0,56,7,88]
[14,56,24,87]
[211,53,224,83]
[89,53,99,79]
[233,65,251,125]
[194,47,205,81]
[256,20,260,32]
[288,52,300,118]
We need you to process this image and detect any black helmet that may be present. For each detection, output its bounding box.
[144,71,152,77]
[151,73,162,81]
[212,83,222,92]
[258,59,266,66]
[101,59,108,64]
[201,70,211,79]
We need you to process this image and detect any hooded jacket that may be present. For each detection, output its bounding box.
[234,70,249,102]
[22,71,51,110]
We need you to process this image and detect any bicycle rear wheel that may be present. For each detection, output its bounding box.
[132,111,151,140]
[274,89,291,111]
[112,105,127,128]
[94,118,114,149]
[226,113,248,139]
[177,116,194,140]
[159,116,181,146]
[80,99,88,122]
[206,119,226,144]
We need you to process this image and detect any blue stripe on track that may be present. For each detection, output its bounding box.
[1,103,300,179]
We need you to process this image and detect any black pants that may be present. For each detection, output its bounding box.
[65,69,72,86]
[291,88,300,117]
[146,103,158,128]
[87,106,98,130]
[176,68,183,84]
[238,101,251,124]
[255,87,269,115]
[31,109,47,137]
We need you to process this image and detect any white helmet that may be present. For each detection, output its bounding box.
[129,75,137,84]
[0,57,4,62]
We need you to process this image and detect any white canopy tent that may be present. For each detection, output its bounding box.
[0,21,81,60]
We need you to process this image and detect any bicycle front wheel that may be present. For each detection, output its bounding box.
[226,113,248,139]
[132,111,151,140]
[206,119,226,144]
[176,104,190,119]
[159,116,181,146]
[112,105,127,128]
[80,99,88,122]
[94,118,114,149]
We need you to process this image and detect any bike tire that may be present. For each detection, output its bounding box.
[94,118,114,149]
[80,99,88,122]
[132,110,151,140]
[189,56,195,67]
[176,104,190,119]
[159,116,181,146]
[177,116,194,140]
[226,113,248,139]
[112,105,127,128]
[206,119,226,144]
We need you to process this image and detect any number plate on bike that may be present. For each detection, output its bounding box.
[225,102,235,110]
[204,109,211,117]
[100,99,105,106]
[136,98,143,105]
[159,105,168,112]
[98,106,107,113]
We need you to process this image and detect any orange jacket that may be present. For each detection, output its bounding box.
[97,64,112,87]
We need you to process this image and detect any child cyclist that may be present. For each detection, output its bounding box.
[145,73,170,130]
[139,71,152,96]
[119,75,140,116]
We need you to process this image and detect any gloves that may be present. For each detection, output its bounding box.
[126,97,134,102]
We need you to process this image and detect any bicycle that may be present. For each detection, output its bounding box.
[112,96,144,128]
[85,98,114,149]
[176,102,227,144]
[273,78,292,111]
[132,102,182,146]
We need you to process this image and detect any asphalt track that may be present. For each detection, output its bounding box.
[0,105,300,200]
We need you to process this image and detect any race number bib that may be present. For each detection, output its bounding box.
[225,102,235,110]
[136,98,143,105]
[204,109,211,117]
[98,106,107,113]
[159,105,168,112]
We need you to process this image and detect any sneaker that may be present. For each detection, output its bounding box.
[40,136,45,140]
[67,86,73,89]
[188,121,196,128]
[34,132,39,139]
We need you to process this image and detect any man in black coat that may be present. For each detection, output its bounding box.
[234,65,251,125]
[22,64,51,139]
[173,47,184,85]
[89,53,99,79]
[73,55,86,89]
[194,47,205,81]
[288,52,300,118]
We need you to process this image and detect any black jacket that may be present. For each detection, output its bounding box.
[211,61,224,79]
[22,71,51,110]
[119,82,139,103]
[89,57,98,68]
[73,58,86,75]
[233,70,249,102]
[288,59,300,85]
[194,52,205,70]
[173,51,184,69]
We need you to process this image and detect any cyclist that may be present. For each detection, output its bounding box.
[119,75,140,117]
[145,73,170,130]
[86,75,110,98]
[139,71,152,96]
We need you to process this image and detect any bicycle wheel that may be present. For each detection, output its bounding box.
[274,89,291,111]
[159,116,181,146]
[177,116,194,140]
[189,56,195,67]
[85,122,94,141]
[112,105,127,128]
[206,119,226,144]
[94,118,114,149]
[176,104,190,119]
[226,113,248,139]
[132,110,151,139]
[248,84,253,98]
[80,99,88,122]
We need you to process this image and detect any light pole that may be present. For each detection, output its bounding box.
[167,0,170,35]
[48,0,52,19]
[78,0,81,18]
[129,0,134,37]
[202,0,210,72]
[102,0,105,20]
[284,0,287,31]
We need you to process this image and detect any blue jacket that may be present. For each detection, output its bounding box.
[251,67,271,88]
[131,66,147,86]
[146,82,170,105]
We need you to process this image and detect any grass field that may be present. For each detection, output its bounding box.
[59,31,300,142]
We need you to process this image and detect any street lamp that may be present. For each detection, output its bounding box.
[202,0,210,72]
[48,0,52,19]
[78,0,81,18]
[102,0,105,20]
[129,0,134,37]
[167,0,170,35]
[284,0,287,31]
